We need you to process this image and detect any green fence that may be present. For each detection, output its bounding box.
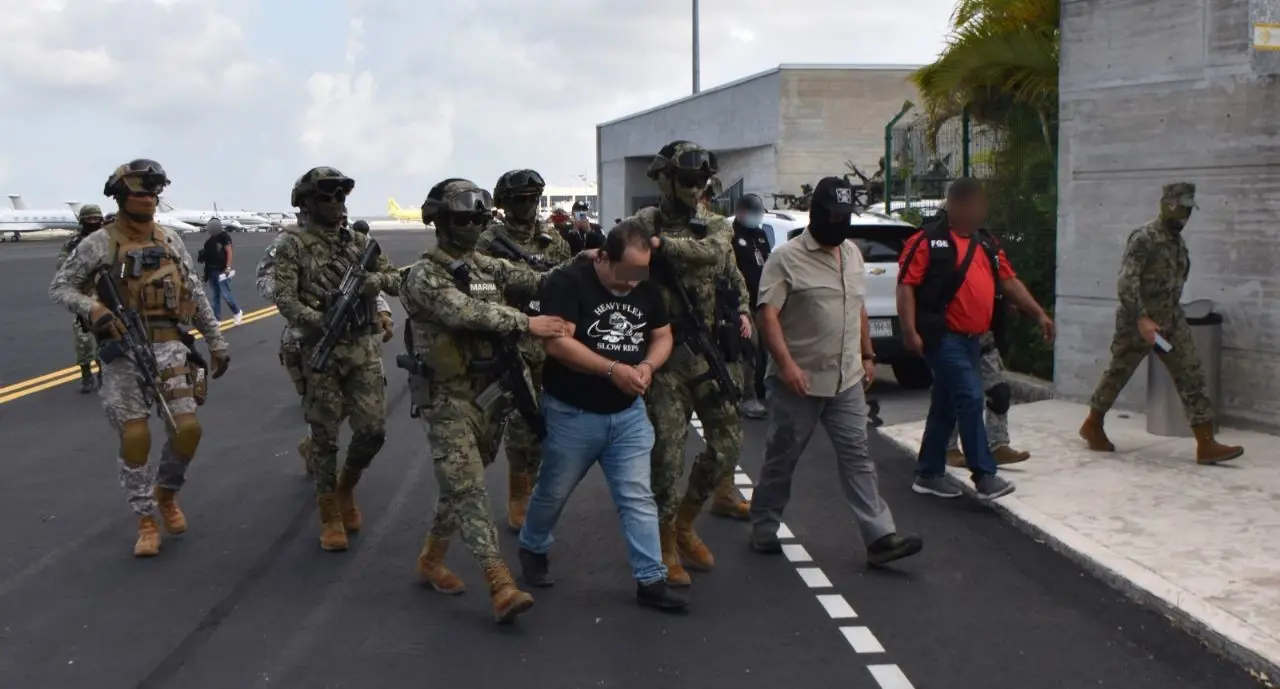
[884,106,1058,379]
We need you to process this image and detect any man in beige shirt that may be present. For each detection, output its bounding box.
[748,176,922,566]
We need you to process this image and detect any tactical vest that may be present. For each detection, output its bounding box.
[287,227,377,339]
[104,222,196,340]
[641,207,719,328]
[899,224,1006,351]
[406,250,507,387]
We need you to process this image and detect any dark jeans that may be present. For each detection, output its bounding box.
[916,332,999,480]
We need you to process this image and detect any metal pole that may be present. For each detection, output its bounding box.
[692,0,701,94]
[884,100,914,214]
[961,106,972,177]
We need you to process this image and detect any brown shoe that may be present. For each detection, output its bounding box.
[709,474,749,520]
[945,449,965,467]
[483,562,534,624]
[134,515,161,557]
[154,486,187,534]
[336,469,363,532]
[1191,422,1243,465]
[316,493,348,551]
[674,497,714,571]
[1078,409,1116,452]
[507,468,532,532]
[659,522,691,587]
[992,445,1031,465]
[416,534,465,594]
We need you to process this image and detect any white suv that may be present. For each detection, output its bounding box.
[727,209,933,390]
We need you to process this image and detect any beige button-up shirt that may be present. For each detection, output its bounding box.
[757,231,867,397]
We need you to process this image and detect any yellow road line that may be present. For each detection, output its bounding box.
[0,306,280,405]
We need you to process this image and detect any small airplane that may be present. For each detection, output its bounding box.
[157,199,273,229]
[387,198,421,222]
[0,194,198,242]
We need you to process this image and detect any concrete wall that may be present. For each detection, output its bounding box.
[775,68,919,195]
[1055,0,1280,429]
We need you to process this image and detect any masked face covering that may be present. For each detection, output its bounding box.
[306,192,347,228]
[806,204,850,246]
[659,170,706,214]
[441,211,488,252]
[1158,199,1194,232]
[504,193,540,223]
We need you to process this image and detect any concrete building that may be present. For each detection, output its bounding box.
[1055,0,1280,429]
[595,64,921,225]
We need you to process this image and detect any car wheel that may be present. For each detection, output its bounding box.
[892,360,933,390]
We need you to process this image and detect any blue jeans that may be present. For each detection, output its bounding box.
[916,332,999,480]
[519,392,667,585]
[206,277,241,320]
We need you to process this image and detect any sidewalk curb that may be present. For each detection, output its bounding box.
[878,431,1279,686]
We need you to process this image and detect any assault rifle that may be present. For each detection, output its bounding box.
[650,248,743,403]
[395,321,432,419]
[310,238,383,372]
[487,233,555,272]
[93,270,176,431]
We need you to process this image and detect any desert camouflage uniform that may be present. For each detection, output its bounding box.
[1079,182,1242,464]
[475,214,571,529]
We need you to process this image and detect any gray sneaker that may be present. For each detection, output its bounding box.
[974,474,1016,500]
[911,475,961,498]
[741,399,767,419]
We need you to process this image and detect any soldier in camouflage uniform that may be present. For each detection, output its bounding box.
[628,141,754,587]
[57,204,106,393]
[400,178,573,623]
[49,159,230,557]
[944,331,1030,467]
[271,167,401,552]
[475,169,572,531]
[1079,182,1243,464]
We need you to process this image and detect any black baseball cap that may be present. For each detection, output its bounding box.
[812,176,857,215]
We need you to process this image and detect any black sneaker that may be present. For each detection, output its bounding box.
[749,531,783,554]
[518,547,555,587]
[866,533,923,566]
[637,579,689,610]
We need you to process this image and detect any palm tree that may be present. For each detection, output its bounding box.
[910,0,1059,147]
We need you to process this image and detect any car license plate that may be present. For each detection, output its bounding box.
[869,319,893,337]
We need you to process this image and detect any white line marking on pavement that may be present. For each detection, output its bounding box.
[816,594,858,619]
[840,626,886,654]
[867,664,916,689]
[782,543,812,562]
[688,413,916,687]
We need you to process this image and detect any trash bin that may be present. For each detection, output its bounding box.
[1146,299,1224,437]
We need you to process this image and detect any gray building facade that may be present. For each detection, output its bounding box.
[595,64,921,225]
[1055,0,1280,429]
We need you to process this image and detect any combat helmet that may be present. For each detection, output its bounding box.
[420,178,489,225]
[291,167,354,208]
[77,204,103,222]
[646,140,718,181]
[492,169,546,209]
[103,159,169,198]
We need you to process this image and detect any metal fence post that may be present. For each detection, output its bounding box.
[884,101,913,214]
[961,106,972,178]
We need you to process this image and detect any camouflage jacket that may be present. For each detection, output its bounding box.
[1116,220,1190,324]
[270,224,400,336]
[629,205,752,326]
[259,231,391,313]
[49,222,227,351]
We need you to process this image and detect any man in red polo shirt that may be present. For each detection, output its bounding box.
[896,178,1054,501]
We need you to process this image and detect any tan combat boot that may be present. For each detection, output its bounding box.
[154,486,187,535]
[416,535,466,594]
[946,449,966,467]
[673,497,715,571]
[1078,409,1115,452]
[297,436,313,475]
[709,474,749,520]
[1191,423,1244,465]
[336,468,363,532]
[507,468,532,531]
[134,515,161,557]
[992,446,1031,464]
[483,562,534,624]
[659,523,691,587]
[316,493,348,551]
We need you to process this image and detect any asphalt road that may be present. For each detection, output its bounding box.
[0,230,1261,688]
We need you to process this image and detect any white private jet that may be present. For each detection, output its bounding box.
[157,199,272,229]
[0,194,199,242]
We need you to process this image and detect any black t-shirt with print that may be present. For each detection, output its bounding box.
[540,260,669,415]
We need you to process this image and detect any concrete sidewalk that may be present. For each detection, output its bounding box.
[878,399,1280,685]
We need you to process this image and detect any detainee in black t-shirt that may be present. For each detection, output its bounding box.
[517,219,688,611]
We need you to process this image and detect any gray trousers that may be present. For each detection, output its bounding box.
[748,376,896,545]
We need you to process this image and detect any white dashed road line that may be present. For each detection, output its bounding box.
[689,414,916,689]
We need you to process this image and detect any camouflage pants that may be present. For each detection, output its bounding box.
[646,347,744,524]
[101,339,200,516]
[279,325,305,396]
[503,342,544,477]
[301,336,387,494]
[73,318,95,366]
[1090,310,1213,425]
[423,395,508,569]
[946,332,1010,450]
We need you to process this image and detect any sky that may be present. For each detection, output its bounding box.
[0,0,960,216]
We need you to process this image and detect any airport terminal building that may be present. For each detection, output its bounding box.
[595,64,921,224]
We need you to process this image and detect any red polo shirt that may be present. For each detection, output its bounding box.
[899,229,1016,335]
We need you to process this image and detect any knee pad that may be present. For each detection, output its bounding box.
[120,419,151,466]
[171,413,203,458]
[985,383,1012,415]
[346,427,386,469]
